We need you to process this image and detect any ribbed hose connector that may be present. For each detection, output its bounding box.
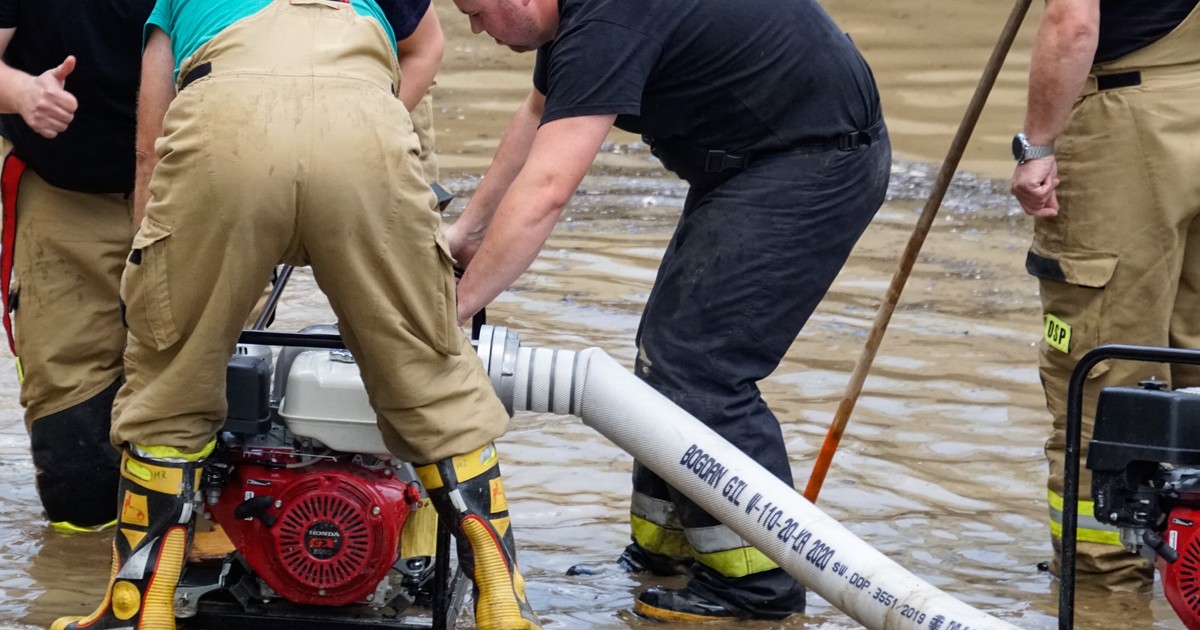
[474,325,580,416]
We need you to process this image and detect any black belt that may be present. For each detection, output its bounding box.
[1095,70,1141,91]
[180,62,212,90]
[691,121,885,174]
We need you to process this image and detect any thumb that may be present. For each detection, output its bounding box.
[51,56,76,83]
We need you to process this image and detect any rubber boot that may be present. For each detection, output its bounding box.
[415,443,541,630]
[566,540,693,577]
[51,445,206,630]
[30,379,122,531]
[569,461,694,577]
[635,564,805,622]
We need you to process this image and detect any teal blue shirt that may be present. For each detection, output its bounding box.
[147,0,398,78]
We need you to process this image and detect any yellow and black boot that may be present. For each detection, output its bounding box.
[569,462,693,577]
[52,444,207,630]
[416,443,541,630]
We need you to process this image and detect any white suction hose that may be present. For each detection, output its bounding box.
[476,327,1022,630]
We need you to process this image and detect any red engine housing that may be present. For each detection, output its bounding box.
[208,459,418,606]
[1160,506,1200,630]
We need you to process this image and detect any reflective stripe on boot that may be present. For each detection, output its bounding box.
[416,443,541,630]
[629,489,694,565]
[51,446,205,630]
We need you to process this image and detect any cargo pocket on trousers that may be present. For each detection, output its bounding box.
[427,234,462,357]
[1026,248,1119,377]
[122,217,180,351]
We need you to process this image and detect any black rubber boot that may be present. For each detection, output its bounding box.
[51,446,203,630]
[566,541,693,577]
[570,462,694,577]
[635,587,739,622]
[29,379,122,530]
[416,443,541,630]
[634,565,805,622]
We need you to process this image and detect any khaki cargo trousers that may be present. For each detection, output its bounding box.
[1,139,130,423]
[1030,6,1200,590]
[1,148,129,527]
[112,0,509,464]
[411,90,439,184]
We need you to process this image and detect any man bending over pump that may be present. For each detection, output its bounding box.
[53,1,541,629]
[446,0,890,621]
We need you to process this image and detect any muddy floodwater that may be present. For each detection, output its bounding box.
[0,1,1187,629]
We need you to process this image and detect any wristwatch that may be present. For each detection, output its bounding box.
[1012,132,1054,164]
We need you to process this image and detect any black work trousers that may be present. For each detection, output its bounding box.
[632,127,891,613]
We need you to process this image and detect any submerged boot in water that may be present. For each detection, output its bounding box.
[416,443,541,630]
[566,541,693,577]
[52,444,207,630]
[634,565,805,622]
[570,462,694,578]
[31,379,122,532]
[635,587,739,622]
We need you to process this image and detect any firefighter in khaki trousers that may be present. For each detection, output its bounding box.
[0,0,443,539]
[0,0,152,533]
[1011,0,1200,590]
[51,1,540,629]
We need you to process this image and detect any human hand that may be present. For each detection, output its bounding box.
[20,56,78,139]
[442,221,482,270]
[1010,156,1060,218]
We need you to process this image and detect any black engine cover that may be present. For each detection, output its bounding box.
[1089,386,1200,472]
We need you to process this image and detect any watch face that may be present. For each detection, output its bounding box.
[1012,134,1026,161]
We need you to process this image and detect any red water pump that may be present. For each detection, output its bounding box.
[1079,347,1200,630]
[180,332,468,628]
[206,452,422,606]
[1160,506,1200,628]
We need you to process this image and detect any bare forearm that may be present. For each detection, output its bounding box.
[134,29,176,230]
[454,113,614,322]
[455,177,566,320]
[132,150,156,229]
[0,63,33,114]
[395,4,444,111]
[397,55,439,111]
[453,90,543,244]
[1009,0,1098,218]
[0,29,30,114]
[1023,0,1099,144]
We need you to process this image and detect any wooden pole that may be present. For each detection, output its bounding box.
[803,0,1036,503]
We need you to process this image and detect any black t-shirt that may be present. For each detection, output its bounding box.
[0,0,152,193]
[533,0,881,156]
[1096,0,1198,63]
[379,0,431,41]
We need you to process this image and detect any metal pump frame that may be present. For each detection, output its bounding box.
[1058,344,1200,629]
